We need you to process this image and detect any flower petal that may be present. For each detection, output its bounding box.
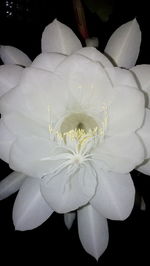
[41,19,82,55]
[0,65,23,97]
[131,64,150,107]
[0,67,68,125]
[0,171,26,200]
[64,212,76,230]
[0,119,15,163]
[106,67,138,88]
[136,159,150,175]
[40,165,97,213]
[31,53,66,72]
[91,169,135,220]
[0,45,31,66]
[137,109,150,158]
[94,133,144,173]
[105,19,141,68]
[108,86,145,136]
[77,204,109,260]
[76,47,113,67]
[9,136,58,178]
[56,54,114,114]
[13,177,53,231]
[3,112,49,139]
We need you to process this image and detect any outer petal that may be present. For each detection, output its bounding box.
[91,169,135,220]
[0,45,31,66]
[136,159,150,175]
[0,171,26,200]
[0,119,15,163]
[107,86,145,136]
[9,136,58,178]
[137,109,150,158]
[31,53,66,72]
[94,133,144,173]
[13,177,53,231]
[40,165,97,213]
[131,64,150,107]
[0,65,23,97]
[76,47,113,67]
[64,212,76,230]
[105,19,141,68]
[77,204,109,260]
[41,19,82,55]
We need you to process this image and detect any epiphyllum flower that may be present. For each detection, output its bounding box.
[0,19,149,260]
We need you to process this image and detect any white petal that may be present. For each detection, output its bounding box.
[105,19,141,68]
[40,165,97,213]
[0,171,26,200]
[94,133,144,173]
[108,86,145,136]
[56,54,114,113]
[106,67,138,88]
[77,204,109,260]
[0,65,23,97]
[0,67,67,125]
[91,170,135,220]
[31,53,66,72]
[137,109,150,158]
[64,212,76,230]
[0,119,15,163]
[131,64,150,107]
[13,177,53,231]
[3,112,49,139]
[41,19,82,55]
[136,159,150,175]
[9,136,58,178]
[0,45,31,66]
[76,47,113,67]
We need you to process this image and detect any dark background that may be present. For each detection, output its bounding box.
[0,0,150,265]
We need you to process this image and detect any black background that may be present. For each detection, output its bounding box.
[0,1,150,265]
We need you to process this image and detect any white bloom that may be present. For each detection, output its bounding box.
[0,19,149,260]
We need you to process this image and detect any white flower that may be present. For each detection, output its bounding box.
[0,19,150,260]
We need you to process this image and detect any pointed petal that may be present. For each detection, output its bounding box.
[64,212,76,230]
[13,177,53,231]
[77,204,109,260]
[9,136,58,178]
[137,109,150,158]
[136,159,150,175]
[91,169,135,220]
[32,53,66,72]
[131,64,150,107]
[0,45,31,66]
[0,172,26,200]
[0,119,15,163]
[105,19,141,68]
[41,19,82,55]
[40,165,97,213]
[76,47,113,67]
[0,65,23,97]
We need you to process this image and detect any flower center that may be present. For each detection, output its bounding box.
[60,113,98,133]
